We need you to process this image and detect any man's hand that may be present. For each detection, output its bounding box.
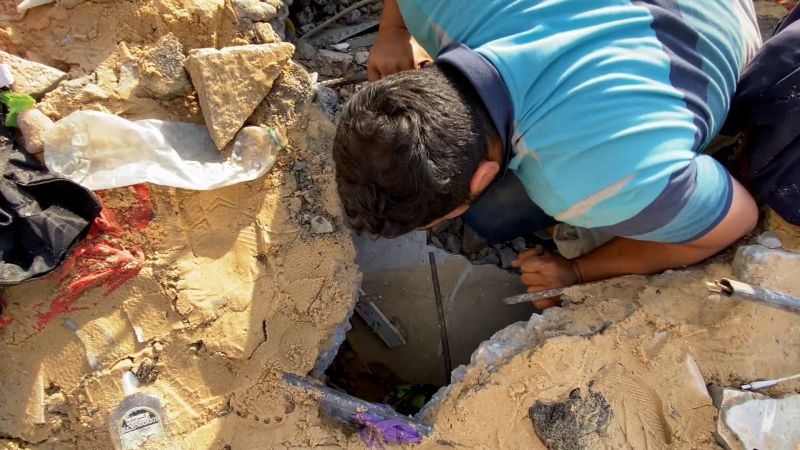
[513,176,758,310]
[512,246,580,309]
[367,0,431,81]
[368,28,431,80]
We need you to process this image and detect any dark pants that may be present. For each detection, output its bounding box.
[463,172,556,244]
[721,6,800,225]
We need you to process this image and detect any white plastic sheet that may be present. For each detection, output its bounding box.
[44,110,282,190]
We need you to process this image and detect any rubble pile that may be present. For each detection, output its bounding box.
[0,1,798,450]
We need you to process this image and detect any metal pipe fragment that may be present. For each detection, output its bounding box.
[503,288,565,305]
[707,278,800,315]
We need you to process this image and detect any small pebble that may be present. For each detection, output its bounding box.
[346,9,362,24]
[310,215,334,234]
[498,247,517,269]
[756,231,782,249]
[354,50,370,65]
[511,237,527,252]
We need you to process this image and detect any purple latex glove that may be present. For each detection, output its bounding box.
[354,412,422,449]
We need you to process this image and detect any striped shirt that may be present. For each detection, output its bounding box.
[399,0,762,242]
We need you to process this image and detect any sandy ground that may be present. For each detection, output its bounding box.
[1,1,363,448]
[1,0,799,449]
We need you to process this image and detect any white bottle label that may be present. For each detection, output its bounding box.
[118,407,164,449]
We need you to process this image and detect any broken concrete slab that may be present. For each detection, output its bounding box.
[732,245,800,294]
[709,386,764,450]
[725,394,800,450]
[0,51,67,97]
[186,43,294,150]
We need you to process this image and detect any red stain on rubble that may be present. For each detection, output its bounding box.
[34,186,153,331]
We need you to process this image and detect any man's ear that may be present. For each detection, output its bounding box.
[469,160,501,196]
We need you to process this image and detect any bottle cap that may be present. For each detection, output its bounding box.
[122,371,140,396]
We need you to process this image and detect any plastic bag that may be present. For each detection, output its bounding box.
[44,110,282,190]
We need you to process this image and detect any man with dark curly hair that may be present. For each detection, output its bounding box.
[332,0,764,302]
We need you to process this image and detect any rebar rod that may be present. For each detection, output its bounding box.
[428,252,452,383]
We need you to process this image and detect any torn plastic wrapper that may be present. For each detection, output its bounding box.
[354,412,422,450]
[44,111,283,191]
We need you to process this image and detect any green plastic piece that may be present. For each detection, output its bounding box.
[0,91,36,128]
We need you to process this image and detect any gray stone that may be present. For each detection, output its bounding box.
[473,252,500,266]
[511,237,528,252]
[314,84,339,119]
[295,7,314,26]
[354,50,370,65]
[310,215,334,234]
[445,235,462,255]
[321,3,336,15]
[318,49,354,66]
[732,245,800,292]
[462,225,488,255]
[346,9,362,24]
[756,231,782,249]
[498,247,517,269]
[0,51,68,97]
[295,40,318,60]
[235,0,279,22]
[709,386,763,450]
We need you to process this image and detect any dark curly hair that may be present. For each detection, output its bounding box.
[332,65,496,237]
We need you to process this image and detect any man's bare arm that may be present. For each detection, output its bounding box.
[515,177,758,295]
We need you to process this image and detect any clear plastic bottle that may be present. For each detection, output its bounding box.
[108,372,168,450]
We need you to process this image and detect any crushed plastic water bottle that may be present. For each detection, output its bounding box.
[44,110,283,190]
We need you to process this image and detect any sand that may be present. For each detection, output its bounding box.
[1,0,799,449]
[1,1,362,447]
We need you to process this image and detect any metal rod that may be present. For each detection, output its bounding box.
[300,0,380,41]
[502,288,565,305]
[707,278,800,315]
[428,252,452,382]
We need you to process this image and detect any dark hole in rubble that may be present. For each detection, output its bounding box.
[322,225,535,415]
[289,0,544,416]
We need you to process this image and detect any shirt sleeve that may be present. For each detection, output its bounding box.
[592,155,733,243]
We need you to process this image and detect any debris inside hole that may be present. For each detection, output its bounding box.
[324,231,535,416]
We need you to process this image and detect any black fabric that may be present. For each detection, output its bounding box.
[0,107,102,285]
[721,7,800,225]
